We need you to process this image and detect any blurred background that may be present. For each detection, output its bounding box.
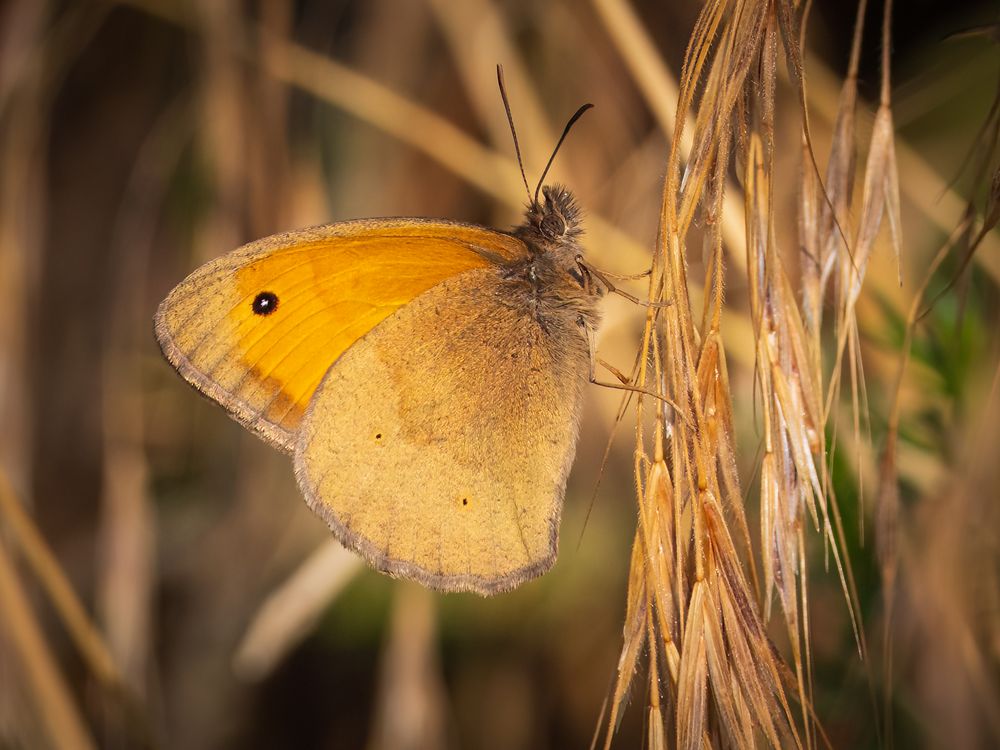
[1,0,998,748]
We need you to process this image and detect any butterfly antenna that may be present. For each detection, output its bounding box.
[496,65,532,204]
[533,102,593,206]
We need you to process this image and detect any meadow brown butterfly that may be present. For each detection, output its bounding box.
[155,70,602,594]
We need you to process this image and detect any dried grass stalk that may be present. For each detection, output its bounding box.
[604,0,908,745]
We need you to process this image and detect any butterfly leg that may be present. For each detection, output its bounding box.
[576,256,672,309]
[577,257,652,281]
[578,317,684,414]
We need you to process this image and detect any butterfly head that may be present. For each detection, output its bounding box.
[525,185,582,244]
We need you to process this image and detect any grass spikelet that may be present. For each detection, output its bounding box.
[605,534,650,745]
[639,458,681,671]
[675,579,708,750]
[805,0,866,332]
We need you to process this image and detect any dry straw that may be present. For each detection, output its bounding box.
[602,0,901,747]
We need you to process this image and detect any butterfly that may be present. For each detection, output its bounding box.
[155,69,605,594]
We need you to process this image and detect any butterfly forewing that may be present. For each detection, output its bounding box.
[154,219,527,451]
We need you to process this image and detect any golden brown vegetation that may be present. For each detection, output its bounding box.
[0,1,998,748]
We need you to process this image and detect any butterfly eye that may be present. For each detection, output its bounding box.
[252,291,279,316]
[540,213,566,238]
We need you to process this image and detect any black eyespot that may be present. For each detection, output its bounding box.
[462,498,468,506]
[375,433,382,440]
[252,291,278,316]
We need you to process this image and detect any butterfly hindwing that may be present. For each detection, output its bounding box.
[292,267,592,594]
